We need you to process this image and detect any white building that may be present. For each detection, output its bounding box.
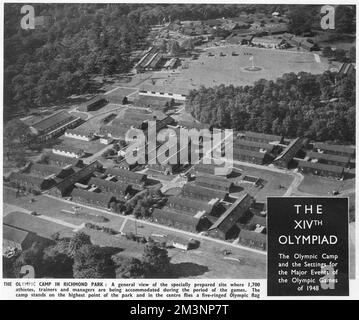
[251,37,285,49]
[171,237,190,250]
[65,129,94,141]
[139,83,189,101]
[52,145,85,158]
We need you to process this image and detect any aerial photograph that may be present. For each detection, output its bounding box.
[2,3,355,279]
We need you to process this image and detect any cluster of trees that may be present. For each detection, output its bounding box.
[4,231,172,279]
[108,188,166,218]
[4,3,149,121]
[102,141,128,158]
[126,188,167,219]
[186,71,355,144]
[114,239,171,278]
[322,46,355,63]
[129,4,287,26]
[3,119,34,167]
[3,118,63,168]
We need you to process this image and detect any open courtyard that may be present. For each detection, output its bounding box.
[150,45,330,90]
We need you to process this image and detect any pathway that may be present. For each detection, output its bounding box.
[43,193,266,256]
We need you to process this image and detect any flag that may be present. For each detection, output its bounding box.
[249,55,254,61]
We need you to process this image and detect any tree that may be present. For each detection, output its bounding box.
[333,49,347,62]
[287,6,313,35]
[335,5,355,34]
[43,244,73,278]
[4,119,32,145]
[348,47,355,63]
[109,201,117,212]
[142,238,171,277]
[322,46,333,58]
[133,203,143,219]
[73,244,116,278]
[113,256,146,278]
[169,40,182,55]
[158,39,167,53]
[68,232,92,258]
[180,39,195,52]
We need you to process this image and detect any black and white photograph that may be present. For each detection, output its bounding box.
[1,1,357,300]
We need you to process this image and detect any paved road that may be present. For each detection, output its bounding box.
[222,158,305,197]
[83,143,114,164]
[68,107,92,120]
[37,214,83,231]
[119,218,128,233]
[43,194,266,256]
[283,171,304,196]
[4,200,83,231]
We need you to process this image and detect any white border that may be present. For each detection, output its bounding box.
[0,0,358,300]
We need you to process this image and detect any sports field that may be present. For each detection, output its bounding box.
[158,45,329,89]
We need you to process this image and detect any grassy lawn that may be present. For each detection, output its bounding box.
[164,187,182,196]
[69,111,88,120]
[4,189,266,278]
[121,72,154,87]
[57,136,108,155]
[297,175,354,196]
[121,219,266,279]
[3,189,123,227]
[151,46,330,91]
[87,103,126,116]
[106,87,138,98]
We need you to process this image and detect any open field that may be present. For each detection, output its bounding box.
[163,187,182,196]
[57,136,107,155]
[3,188,119,227]
[297,175,354,196]
[123,218,266,278]
[87,103,126,116]
[86,223,266,279]
[152,46,330,90]
[105,86,138,99]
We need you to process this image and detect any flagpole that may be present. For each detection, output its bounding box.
[251,56,254,69]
